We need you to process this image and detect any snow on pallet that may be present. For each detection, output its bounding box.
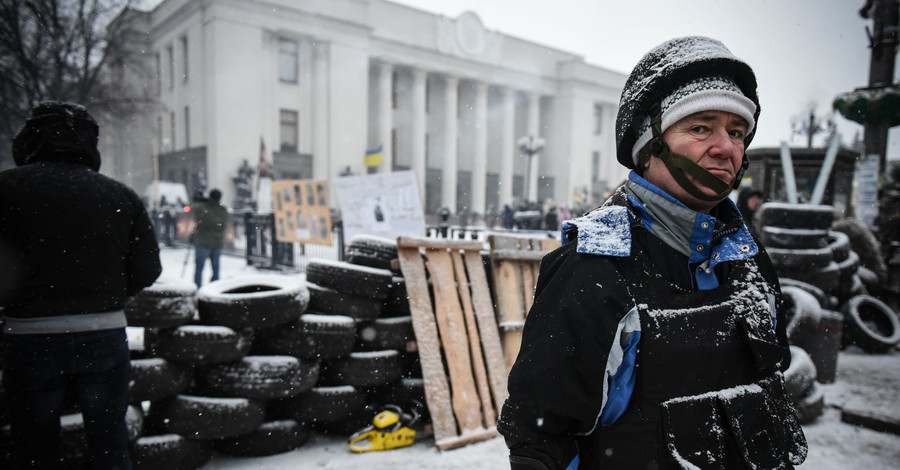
[396,236,507,451]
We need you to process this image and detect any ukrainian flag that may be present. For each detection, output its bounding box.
[365,145,383,167]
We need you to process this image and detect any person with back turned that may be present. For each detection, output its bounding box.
[0,100,161,469]
[497,37,807,469]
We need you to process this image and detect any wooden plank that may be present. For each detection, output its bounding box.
[435,427,500,451]
[450,250,495,427]
[464,249,510,414]
[396,245,458,443]
[490,249,548,261]
[423,247,483,434]
[397,235,483,252]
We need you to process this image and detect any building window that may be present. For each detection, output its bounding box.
[181,35,189,83]
[280,109,299,151]
[166,44,174,90]
[155,52,161,96]
[592,151,600,183]
[184,106,190,148]
[392,71,398,109]
[279,38,299,84]
[593,104,603,135]
[170,111,176,150]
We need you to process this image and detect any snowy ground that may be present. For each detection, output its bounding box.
[160,246,900,470]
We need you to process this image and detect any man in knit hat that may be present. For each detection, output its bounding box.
[0,101,161,468]
[497,37,806,469]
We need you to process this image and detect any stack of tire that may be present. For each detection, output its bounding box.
[294,234,424,436]
[759,202,900,423]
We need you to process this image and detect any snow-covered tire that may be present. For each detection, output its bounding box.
[253,314,356,359]
[129,358,192,403]
[841,295,900,353]
[214,419,311,457]
[783,346,816,402]
[155,325,253,365]
[268,385,368,425]
[793,382,824,425]
[306,282,383,321]
[766,246,834,270]
[321,350,403,388]
[132,433,213,470]
[198,355,320,400]
[305,259,393,300]
[777,261,840,293]
[345,235,399,272]
[824,231,851,263]
[356,316,415,352]
[381,276,411,317]
[145,394,265,439]
[125,278,197,328]
[197,275,309,330]
[779,278,829,309]
[58,406,144,467]
[757,203,834,231]
[311,403,379,437]
[760,226,829,250]
[835,251,861,299]
[782,285,822,343]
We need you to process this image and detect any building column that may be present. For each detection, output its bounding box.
[411,69,427,204]
[312,42,329,180]
[472,81,488,216]
[442,76,459,213]
[526,93,541,202]
[500,87,515,207]
[378,62,394,172]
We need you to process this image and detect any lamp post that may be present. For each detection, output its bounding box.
[517,134,545,203]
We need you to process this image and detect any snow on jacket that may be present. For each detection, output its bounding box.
[498,172,804,469]
[0,152,161,325]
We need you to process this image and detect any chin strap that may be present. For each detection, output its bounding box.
[638,105,743,202]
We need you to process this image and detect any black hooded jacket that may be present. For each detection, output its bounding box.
[0,108,161,319]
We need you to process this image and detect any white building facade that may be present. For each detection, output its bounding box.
[117,0,627,216]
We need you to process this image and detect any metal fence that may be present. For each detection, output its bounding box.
[243,213,344,272]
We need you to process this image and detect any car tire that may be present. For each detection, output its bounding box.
[321,350,403,388]
[132,433,213,470]
[305,260,393,300]
[841,295,900,353]
[783,346,817,402]
[155,325,254,366]
[197,275,309,330]
[793,382,824,425]
[760,226,829,249]
[253,313,357,359]
[214,419,311,457]
[306,282,383,321]
[145,394,265,439]
[268,385,368,425]
[766,246,834,270]
[757,203,834,231]
[345,235,399,272]
[355,316,415,352]
[129,357,192,403]
[198,355,321,400]
[125,278,197,329]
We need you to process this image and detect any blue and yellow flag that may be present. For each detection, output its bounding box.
[364,145,383,167]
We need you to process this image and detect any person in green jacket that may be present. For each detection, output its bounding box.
[193,188,229,286]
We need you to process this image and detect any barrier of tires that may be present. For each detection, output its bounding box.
[125,278,197,328]
[841,295,900,353]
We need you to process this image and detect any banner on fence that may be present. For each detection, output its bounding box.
[333,170,425,241]
[271,179,332,246]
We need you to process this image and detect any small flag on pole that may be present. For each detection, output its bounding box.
[364,145,383,167]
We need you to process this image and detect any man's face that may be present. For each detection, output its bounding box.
[642,110,748,213]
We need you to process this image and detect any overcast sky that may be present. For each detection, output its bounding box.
[391,0,899,158]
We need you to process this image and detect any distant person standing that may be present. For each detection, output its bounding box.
[737,186,764,237]
[193,188,229,286]
[0,100,161,468]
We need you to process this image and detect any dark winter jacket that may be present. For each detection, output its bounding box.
[497,172,806,469]
[192,200,229,250]
[0,154,161,325]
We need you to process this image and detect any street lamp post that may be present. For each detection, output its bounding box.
[517,135,545,203]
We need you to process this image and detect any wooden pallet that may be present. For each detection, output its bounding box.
[396,236,508,451]
[488,234,561,369]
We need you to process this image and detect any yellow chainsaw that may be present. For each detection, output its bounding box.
[348,404,420,452]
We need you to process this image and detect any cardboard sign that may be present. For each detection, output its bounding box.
[271,179,332,246]
[333,170,425,241]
